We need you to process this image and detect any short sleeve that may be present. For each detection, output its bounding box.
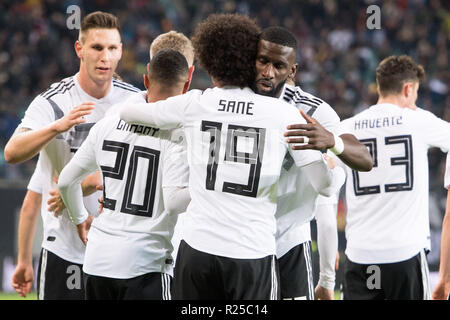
[161,129,189,188]
[27,162,43,194]
[335,118,354,137]
[312,102,341,134]
[418,110,450,152]
[19,95,55,130]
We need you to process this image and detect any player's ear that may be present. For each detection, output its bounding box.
[403,82,412,98]
[188,66,195,82]
[117,42,123,60]
[182,79,190,94]
[74,40,83,59]
[289,63,298,81]
[183,66,195,93]
[143,74,149,90]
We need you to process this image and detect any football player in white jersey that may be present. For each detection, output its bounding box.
[146,31,195,267]
[252,26,372,300]
[4,12,139,299]
[340,55,450,300]
[432,154,450,300]
[58,49,191,300]
[120,14,341,300]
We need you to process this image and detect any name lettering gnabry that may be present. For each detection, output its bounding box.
[116,119,160,136]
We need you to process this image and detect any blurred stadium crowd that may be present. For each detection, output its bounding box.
[0,0,448,211]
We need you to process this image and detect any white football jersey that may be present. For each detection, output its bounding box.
[120,86,326,259]
[27,160,43,194]
[275,84,344,257]
[18,74,139,264]
[63,91,189,278]
[445,154,450,189]
[340,103,450,264]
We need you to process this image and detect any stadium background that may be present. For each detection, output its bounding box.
[0,0,448,299]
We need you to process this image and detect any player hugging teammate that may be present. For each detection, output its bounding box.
[6,10,450,301]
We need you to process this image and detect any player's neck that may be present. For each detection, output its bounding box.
[146,90,180,103]
[77,68,112,100]
[377,96,408,109]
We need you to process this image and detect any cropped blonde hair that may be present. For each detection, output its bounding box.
[150,31,194,67]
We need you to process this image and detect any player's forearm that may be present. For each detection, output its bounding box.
[4,125,61,164]
[303,160,334,197]
[316,203,338,290]
[163,186,191,215]
[319,166,346,197]
[337,134,373,172]
[119,103,181,130]
[58,162,91,225]
[16,192,41,265]
[438,191,450,285]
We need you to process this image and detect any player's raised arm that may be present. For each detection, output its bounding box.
[119,94,189,129]
[58,123,99,230]
[283,108,334,197]
[4,101,95,164]
[119,61,194,131]
[285,109,373,172]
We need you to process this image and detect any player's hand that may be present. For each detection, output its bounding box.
[432,279,450,300]
[77,215,94,246]
[11,263,34,298]
[47,189,66,217]
[323,153,337,169]
[285,109,335,151]
[96,184,104,214]
[52,102,95,133]
[314,285,334,300]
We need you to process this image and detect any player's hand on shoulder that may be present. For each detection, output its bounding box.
[52,101,95,133]
[285,109,335,151]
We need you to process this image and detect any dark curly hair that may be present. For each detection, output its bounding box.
[376,55,425,96]
[192,13,261,88]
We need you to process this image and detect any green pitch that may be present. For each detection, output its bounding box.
[0,292,37,300]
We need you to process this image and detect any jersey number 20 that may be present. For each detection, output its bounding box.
[100,140,160,217]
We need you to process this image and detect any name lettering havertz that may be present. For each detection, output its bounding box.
[354,116,402,130]
[181,304,215,318]
[218,99,254,115]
